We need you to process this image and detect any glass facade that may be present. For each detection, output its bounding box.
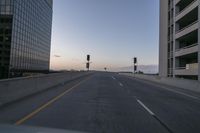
[0,0,53,78]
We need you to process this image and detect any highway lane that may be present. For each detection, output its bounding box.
[116,74,200,133]
[0,72,200,133]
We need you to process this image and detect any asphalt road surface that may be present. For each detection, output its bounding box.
[0,72,200,133]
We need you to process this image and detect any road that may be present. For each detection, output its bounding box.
[0,72,200,133]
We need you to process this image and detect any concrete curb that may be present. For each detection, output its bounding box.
[120,73,200,93]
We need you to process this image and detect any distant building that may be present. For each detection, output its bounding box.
[0,0,53,79]
[159,0,200,81]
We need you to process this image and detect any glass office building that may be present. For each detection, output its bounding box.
[0,0,53,79]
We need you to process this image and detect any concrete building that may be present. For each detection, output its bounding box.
[159,0,200,81]
[0,0,53,79]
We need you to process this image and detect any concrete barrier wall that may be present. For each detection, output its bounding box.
[121,73,200,92]
[0,72,92,107]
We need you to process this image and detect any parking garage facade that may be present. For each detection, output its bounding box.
[159,0,200,80]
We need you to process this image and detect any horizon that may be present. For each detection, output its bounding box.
[50,64,159,74]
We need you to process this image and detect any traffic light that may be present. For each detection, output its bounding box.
[133,57,137,73]
[134,65,137,71]
[134,57,137,64]
[87,55,90,61]
[86,63,90,69]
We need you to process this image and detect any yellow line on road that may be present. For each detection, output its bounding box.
[15,76,92,125]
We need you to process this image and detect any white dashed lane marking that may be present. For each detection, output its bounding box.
[136,99,155,116]
[111,76,116,80]
[119,82,124,87]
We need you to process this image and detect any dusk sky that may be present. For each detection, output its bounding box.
[50,0,159,71]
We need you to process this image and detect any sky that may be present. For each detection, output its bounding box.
[50,0,160,71]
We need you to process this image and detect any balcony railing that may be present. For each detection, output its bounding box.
[176,63,198,70]
[176,20,198,34]
[175,43,198,52]
[175,63,198,75]
[176,0,197,16]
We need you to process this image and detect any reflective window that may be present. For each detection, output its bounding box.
[0,0,52,74]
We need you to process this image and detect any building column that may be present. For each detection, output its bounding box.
[159,0,169,77]
[198,0,200,81]
[173,0,176,78]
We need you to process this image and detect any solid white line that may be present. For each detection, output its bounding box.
[136,99,155,116]
[119,82,123,87]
